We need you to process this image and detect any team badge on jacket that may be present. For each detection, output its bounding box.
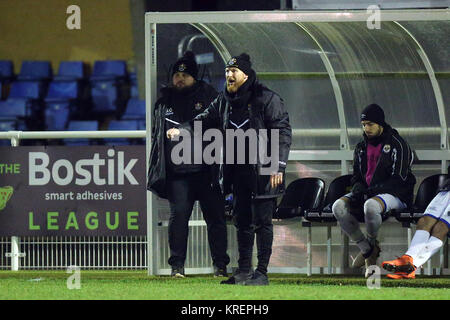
[165,108,174,116]
[383,144,391,153]
[194,102,203,111]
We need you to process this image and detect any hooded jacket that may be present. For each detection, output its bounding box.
[352,124,416,205]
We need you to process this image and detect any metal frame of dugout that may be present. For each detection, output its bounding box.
[143,9,450,276]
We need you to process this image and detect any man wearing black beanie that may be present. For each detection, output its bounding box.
[147,51,230,278]
[167,52,292,285]
[332,103,416,278]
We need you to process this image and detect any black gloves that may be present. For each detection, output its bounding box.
[350,182,367,205]
[366,184,385,198]
[351,182,385,199]
[351,182,367,197]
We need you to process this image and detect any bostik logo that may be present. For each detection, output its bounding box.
[0,186,13,211]
[28,150,138,186]
[170,121,280,175]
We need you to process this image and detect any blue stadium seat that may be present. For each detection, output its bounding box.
[90,80,118,112]
[104,120,138,145]
[0,60,14,80]
[0,61,14,100]
[45,102,71,131]
[9,81,42,99]
[54,61,84,81]
[122,98,145,120]
[17,61,52,81]
[130,72,138,98]
[44,81,79,130]
[45,81,79,101]
[91,60,127,80]
[64,120,98,146]
[89,60,129,115]
[0,120,16,131]
[0,120,16,146]
[0,99,29,119]
[137,119,145,130]
[0,97,38,130]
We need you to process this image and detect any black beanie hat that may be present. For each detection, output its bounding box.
[226,53,252,75]
[172,51,198,79]
[360,103,386,127]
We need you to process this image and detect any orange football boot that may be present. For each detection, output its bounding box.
[386,270,416,279]
[382,255,416,273]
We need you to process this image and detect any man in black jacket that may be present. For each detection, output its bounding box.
[332,104,416,278]
[168,53,292,285]
[382,169,449,279]
[147,51,230,278]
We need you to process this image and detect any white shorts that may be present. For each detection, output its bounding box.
[423,191,450,228]
[344,193,407,213]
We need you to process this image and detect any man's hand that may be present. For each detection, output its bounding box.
[351,182,367,197]
[270,172,283,189]
[166,128,181,140]
[366,185,384,198]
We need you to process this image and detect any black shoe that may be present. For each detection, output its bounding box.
[171,266,185,278]
[220,269,253,285]
[214,266,228,277]
[244,270,269,286]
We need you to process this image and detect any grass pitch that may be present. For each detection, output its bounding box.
[0,271,449,300]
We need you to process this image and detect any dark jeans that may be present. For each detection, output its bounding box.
[231,168,276,275]
[166,171,230,269]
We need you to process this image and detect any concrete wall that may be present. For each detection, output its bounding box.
[0,0,134,73]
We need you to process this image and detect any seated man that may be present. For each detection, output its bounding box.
[332,104,416,278]
[382,174,449,279]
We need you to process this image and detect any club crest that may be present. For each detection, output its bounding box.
[0,186,13,211]
[194,102,203,111]
[227,58,237,66]
[165,107,174,116]
[383,144,391,153]
[178,63,187,72]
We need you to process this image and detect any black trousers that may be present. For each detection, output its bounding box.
[166,171,230,269]
[231,168,276,275]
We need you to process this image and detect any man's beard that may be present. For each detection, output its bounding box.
[226,79,243,93]
[173,83,192,93]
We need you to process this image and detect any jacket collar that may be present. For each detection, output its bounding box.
[362,124,394,146]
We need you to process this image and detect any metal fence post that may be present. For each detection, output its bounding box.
[10,236,20,271]
[10,132,23,270]
[11,134,20,269]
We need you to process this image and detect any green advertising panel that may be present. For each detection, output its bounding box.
[0,146,146,236]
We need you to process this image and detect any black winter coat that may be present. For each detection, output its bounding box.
[190,80,292,199]
[147,81,218,199]
[352,125,416,205]
[439,178,450,192]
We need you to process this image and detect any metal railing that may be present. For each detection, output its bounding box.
[0,130,148,270]
[0,130,449,274]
